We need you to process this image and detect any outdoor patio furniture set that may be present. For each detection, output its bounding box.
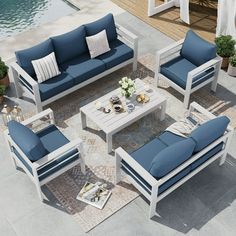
[5,13,233,218]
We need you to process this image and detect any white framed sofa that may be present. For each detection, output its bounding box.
[9,14,138,112]
[115,102,234,218]
[4,109,86,201]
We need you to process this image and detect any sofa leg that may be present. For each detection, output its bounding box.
[133,60,137,71]
[183,93,190,109]
[35,183,44,202]
[211,78,218,93]
[149,201,157,219]
[219,154,227,166]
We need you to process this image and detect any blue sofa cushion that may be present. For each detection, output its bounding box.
[190,116,230,152]
[149,138,196,178]
[8,120,48,161]
[84,13,117,42]
[160,56,214,89]
[181,30,216,66]
[98,39,134,69]
[37,125,79,181]
[15,39,54,77]
[51,26,87,65]
[38,72,74,101]
[60,54,106,85]
[131,138,167,171]
[159,131,186,146]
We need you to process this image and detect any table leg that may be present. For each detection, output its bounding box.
[160,100,167,121]
[106,133,113,153]
[81,111,87,129]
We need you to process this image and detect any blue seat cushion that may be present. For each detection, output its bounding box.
[159,131,186,146]
[60,54,106,85]
[15,39,54,77]
[190,116,230,152]
[51,26,88,65]
[36,125,79,181]
[98,39,134,69]
[84,13,117,42]
[130,138,167,171]
[191,142,224,170]
[181,30,216,66]
[149,138,196,179]
[38,72,74,101]
[8,120,48,161]
[160,56,215,89]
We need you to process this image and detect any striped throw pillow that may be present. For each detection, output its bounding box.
[86,30,111,59]
[32,52,61,83]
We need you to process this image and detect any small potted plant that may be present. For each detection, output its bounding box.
[227,54,236,77]
[0,85,6,104]
[0,58,9,87]
[215,35,236,68]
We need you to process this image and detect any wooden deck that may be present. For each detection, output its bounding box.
[112,0,217,42]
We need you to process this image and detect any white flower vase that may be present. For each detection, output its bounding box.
[227,64,236,77]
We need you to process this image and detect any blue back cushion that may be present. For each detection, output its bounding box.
[181,30,216,66]
[15,39,54,77]
[51,26,87,65]
[8,120,48,161]
[190,116,230,152]
[149,138,196,179]
[84,13,117,42]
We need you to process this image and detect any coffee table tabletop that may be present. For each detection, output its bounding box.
[80,78,167,153]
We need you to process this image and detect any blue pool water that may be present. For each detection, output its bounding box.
[0,0,78,39]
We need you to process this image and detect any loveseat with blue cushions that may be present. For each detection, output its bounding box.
[115,102,234,218]
[9,14,138,112]
[4,109,86,201]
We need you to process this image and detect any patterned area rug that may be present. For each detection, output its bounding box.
[46,165,139,232]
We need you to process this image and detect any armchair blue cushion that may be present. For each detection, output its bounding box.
[190,116,230,152]
[149,138,196,179]
[51,26,87,65]
[84,13,117,41]
[181,30,216,66]
[98,39,134,69]
[8,120,48,161]
[15,39,54,77]
[160,56,215,89]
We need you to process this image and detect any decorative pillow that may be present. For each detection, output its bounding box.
[8,120,48,161]
[86,30,111,59]
[190,116,230,152]
[149,138,196,179]
[31,52,61,83]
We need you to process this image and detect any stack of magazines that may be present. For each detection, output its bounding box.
[76,182,112,209]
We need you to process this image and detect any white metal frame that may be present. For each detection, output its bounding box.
[155,39,222,108]
[115,102,234,219]
[4,109,86,201]
[8,24,138,113]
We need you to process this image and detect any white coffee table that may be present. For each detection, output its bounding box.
[80,78,167,153]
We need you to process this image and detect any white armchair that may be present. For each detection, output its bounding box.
[155,30,222,108]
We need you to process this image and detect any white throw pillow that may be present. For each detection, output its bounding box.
[32,52,61,83]
[86,30,111,58]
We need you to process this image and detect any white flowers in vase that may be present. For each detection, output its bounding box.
[118,77,136,98]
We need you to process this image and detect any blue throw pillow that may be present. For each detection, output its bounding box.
[149,138,196,179]
[15,39,54,77]
[181,30,216,66]
[8,120,48,161]
[190,116,230,152]
[84,13,117,42]
[51,26,88,65]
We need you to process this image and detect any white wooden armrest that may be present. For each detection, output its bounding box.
[189,102,216,120]
[11,62,38,87]
[33,138,83,169]
[115,147,157,187]
[116,24,138,43]
[157,39,184,58]
[188,57,221,78]
[21,108,54,126]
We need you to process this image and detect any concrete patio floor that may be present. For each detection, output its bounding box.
[1,1,236,235]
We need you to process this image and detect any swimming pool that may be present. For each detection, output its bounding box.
[0,0,78,40]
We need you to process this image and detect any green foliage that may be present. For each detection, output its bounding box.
[0,58,8,79]
[215,35,236,58]
[229,54,236,67]
[0,85,6,96]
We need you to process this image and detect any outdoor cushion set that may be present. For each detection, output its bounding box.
[9,13,138,112]
[5,14,234,218]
